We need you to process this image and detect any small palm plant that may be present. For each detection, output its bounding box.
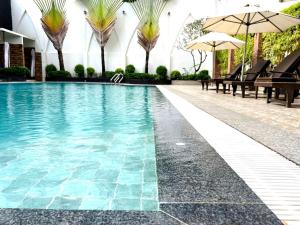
[79,0,124,77]
[33,0,69,71]
[124,0,170,73]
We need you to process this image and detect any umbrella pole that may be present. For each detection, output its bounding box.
[212,46,216,79]
[241,15,250,81]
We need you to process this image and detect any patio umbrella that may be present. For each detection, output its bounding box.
[203,4,300,80]
[186,32,244,78]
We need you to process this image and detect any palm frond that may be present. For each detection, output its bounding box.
[79,0,124,46]
[33,0,69,50]
[126,0,169,52]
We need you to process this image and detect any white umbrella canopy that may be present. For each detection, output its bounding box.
[203,4,300,34]
[203,4,300,79]
[186,32,244,51]
[186,32,245,79]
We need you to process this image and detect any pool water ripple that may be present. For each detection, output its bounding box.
[0,83,158,211]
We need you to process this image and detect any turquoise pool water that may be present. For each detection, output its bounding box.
[0,83,158,211]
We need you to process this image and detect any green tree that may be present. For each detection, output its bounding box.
[124,0,170,73]
[263,2,300,65]
[176,19,207,74]
[234,34,254,66]
[33,0,69,70]
[79,0,124,76]
[216,34,253,75]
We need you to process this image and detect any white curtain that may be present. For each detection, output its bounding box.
[31,49,35,77]
[4,42,10,68]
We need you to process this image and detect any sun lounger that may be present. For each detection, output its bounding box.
[254,48,300,107]
[224,60,271,97]
[211,63,242,93]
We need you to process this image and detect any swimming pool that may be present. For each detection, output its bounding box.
[0,83,158,211]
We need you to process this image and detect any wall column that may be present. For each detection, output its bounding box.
[214,57,221,78]
[227,49,235,74]
[0,44,4,67]
[252,33,263,66]
[35,52,43,81]
[10,44,25,67]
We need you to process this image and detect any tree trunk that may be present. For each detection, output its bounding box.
[101,45,106,77]
[57,49,65,71]
[145,50,150,74]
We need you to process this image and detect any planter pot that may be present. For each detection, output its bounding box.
[125,79,171,85]
[171,80,200,85]
[0,73,26,81]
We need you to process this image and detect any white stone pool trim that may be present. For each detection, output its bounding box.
[157,86,300,225]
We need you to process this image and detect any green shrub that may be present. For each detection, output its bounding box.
[156,65,168,80]
[0,66,30,78]
[115,68,124,74]
[198,70,210,80]
[48,70,71,79]
[170,70,182,80]
[74,64,85,78]
[105,71,116,79]
[87,67,95,77]
[125,64,135,74]
[45,64,57,76]
[125,73,154,80]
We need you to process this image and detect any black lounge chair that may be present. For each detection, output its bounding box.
[224,59,271,98]
[255,48,300,107]
[211,63,242,93]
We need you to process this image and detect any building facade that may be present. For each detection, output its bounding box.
[5,0,299,79]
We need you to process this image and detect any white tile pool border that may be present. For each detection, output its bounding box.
[157,86,300,225]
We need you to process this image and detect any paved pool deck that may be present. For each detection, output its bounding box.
[0,85,285,225]
[164,85,300,165]
[159,85,300,225]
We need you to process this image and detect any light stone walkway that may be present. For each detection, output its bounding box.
[158,86,300,225]
[163,85,300,165]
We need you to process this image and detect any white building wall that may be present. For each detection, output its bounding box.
[10,0,299,79]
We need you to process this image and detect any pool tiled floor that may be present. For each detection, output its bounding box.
[0,85,289,224]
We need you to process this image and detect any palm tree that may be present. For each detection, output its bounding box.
[33,0,69,71]
[124,0,169,73]
[79,0,124,77]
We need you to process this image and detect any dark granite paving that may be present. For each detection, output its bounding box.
[0,209,182,225]
[151,89,283,225]
[0,87,283,225]
[160,203,282,225]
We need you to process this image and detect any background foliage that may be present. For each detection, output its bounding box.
[215,1,300,74]
[263,2,300,65]
[176,19,207,74]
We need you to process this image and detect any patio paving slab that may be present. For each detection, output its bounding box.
[164,85,300,165]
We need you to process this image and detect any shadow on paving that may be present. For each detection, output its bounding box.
[152,89,283,225]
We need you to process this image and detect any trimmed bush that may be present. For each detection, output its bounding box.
[105,71,116,79]
[87,67,95,77]
[74,64,85,78]
[170,70,182,80]
[0,66,30,80]
[156,65,168,80]
[125,64,135,74]
[198,70,210,80]
[115,68,124,74]
[45,64,57,76]
[125,73,157,80]
[48,70,71,79]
